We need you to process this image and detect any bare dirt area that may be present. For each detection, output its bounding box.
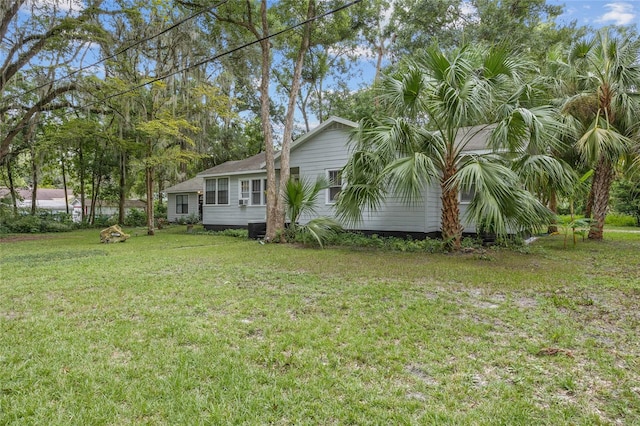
[0,234,54,243]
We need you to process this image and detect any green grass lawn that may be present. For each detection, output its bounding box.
[1,227,639,425]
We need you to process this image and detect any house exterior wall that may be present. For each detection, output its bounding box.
[287,123,431,234]
[201,172,268,226]
[199,119,476,236]
[167,192,200,222]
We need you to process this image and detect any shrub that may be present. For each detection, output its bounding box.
[213,228,248,238]
[3,214,74,233]
[154,201,167,220]
[9,215,42,233]
[41,221,73,232]
[322,232,449,253]
[93,214,117,227]
[124,208,147,227]
[611,179,640,225]
[605,213,638,227]
[176,214,200,225]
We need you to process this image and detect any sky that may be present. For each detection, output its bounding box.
[550,0,639,27]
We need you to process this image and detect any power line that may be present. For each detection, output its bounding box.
[6,0,229,102]
[2,0,364,136]
[80,0,363,110]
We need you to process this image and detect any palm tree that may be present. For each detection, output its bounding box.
[283,177,342,248]
[336,45,566,250]
[555,30,640,240]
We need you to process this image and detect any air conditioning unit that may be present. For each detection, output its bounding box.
[238,199,248,206]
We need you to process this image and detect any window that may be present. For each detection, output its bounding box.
[176,195,188,214]
[217,178,229,204]
[460,185,475,203]
[251,179,262,205]
[205,178,230,205]
[290,167,300,183]
[240,180,250,202]
[205,179,216,204]
[239,179,268,205]
[327,169,343,203]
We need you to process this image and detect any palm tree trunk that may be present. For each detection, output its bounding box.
[440,165,462,250]
[547,190,558,233]
[588,156,614,240]
[585,169,596,219]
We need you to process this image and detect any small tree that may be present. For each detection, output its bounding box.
[283,177,341,247]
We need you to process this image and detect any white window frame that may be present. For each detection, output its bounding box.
[205,177,230,206]
[326,169,343,205]
[239,178,268,206]
[239,180,250,205]
[251,178,263,206]
[176,194,189,214]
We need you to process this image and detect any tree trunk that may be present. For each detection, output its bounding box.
[259,0,278,242]
[90,174,102,225]
[89,158,97,225]
[300,90,311,132]
[61,151,69,214]
[588,156,614,240]
[584,168,596,219]
[78,142,86,223]
[146,165,155,236]
[6,156,18,216]
[30,146,37,216]
[119,152,126,225]
[157,178,164,206]
[25,118,38,216]
[316,54,324,123]
[440,164,462,250]
[374,39,385,84]
[547,190,558,233]
[275,0,315,242]
[118,126,126,225]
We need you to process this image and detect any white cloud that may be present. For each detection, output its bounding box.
[596,3,637,26]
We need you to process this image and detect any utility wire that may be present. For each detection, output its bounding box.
[3,0,363,134]
[6,0,229,102]
[78,0,363,110]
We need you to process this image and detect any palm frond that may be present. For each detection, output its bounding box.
[302,217,343,248]
[284,176,328,224]
[577,116,632,163]
[512,154,577,196]
[335,150,387,227]
[383,152,438,204]
[453,156,552,237]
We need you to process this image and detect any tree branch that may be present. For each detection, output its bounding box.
[0,83,77,161]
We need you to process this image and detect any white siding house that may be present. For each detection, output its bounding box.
[165,176,203,223]
[173,116,491,237]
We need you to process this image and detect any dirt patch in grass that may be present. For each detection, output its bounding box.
[0,234,54,243]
